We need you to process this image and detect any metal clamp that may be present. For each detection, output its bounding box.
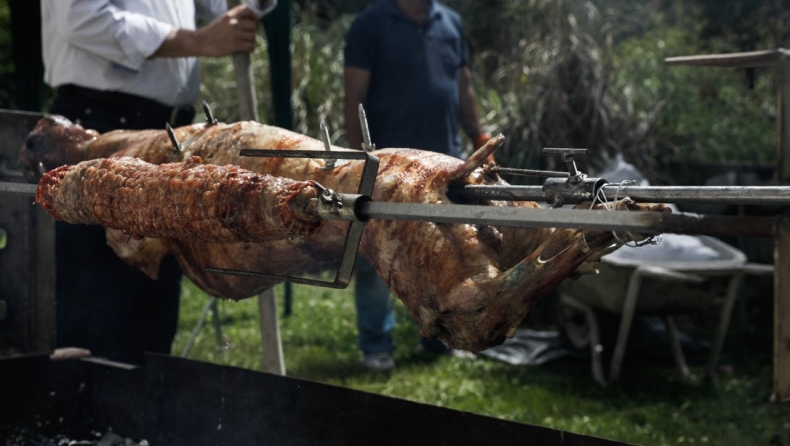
[543,148,588,184]
[543,176,607,208]
[312,182,369,221]
[541,148,599,207]
[204,149,380,289]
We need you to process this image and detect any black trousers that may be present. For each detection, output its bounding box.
[50,87,195,365]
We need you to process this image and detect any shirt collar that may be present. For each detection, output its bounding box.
[384,0,441,23]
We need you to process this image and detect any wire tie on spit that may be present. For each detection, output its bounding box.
[312,181,341,208]
[582,180,661,249]
[581,180,616,249]
[610,180,661,248]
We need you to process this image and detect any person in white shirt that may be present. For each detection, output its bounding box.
[40,0,276,365]
[42,0,276,129]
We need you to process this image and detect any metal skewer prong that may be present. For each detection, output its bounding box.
[166,123,182,154]
[202,100,218,126]
[320,118,336,170]
[358,104,375,152]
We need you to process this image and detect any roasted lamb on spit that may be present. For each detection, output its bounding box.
[20,116,669,352]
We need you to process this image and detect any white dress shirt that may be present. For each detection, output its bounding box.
[41,0,276,107]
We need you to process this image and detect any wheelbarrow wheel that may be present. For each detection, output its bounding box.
[559,301,590,350]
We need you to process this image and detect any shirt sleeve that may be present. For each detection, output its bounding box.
[451,12,469,68]
[52,0,173,73]
[344,13,377,70]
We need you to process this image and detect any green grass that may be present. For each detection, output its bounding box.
[173,278,789,446]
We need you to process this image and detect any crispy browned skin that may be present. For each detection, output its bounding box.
[21,116,670,352]
[36,156,323,243]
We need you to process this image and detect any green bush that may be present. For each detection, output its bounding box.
[610,12,776,169]
[0,2,16,109]
[200,3,352,145]
[200,0,778,185]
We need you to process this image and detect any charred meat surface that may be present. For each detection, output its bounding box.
[21,116,670,352]
[36,156,323,243]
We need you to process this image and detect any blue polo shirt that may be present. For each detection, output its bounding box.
[344,0,468,158]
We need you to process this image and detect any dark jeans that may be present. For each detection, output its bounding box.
[50,87,193,365]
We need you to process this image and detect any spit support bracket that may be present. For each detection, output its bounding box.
[203,149,379,289]
[540,147,606,208]
[543,176,607,208]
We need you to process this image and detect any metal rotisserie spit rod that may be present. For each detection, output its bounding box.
[353,201,774,238]
[462,184,790,206]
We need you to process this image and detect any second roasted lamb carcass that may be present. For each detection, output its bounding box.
[21,116,669,352]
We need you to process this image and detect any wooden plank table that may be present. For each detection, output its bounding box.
[665,49,790,401]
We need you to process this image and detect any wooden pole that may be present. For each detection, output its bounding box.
[258,288,285,375]
[775,56,790,402]
[226,0,260,122]
[779,57,790,182]
[226,0,283,375]
[774,217,790,401]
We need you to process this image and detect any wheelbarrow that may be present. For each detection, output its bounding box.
[559,233,772,385]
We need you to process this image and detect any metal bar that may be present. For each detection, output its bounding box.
[543,148,587,178]
[258,288,285,375]
[461,184,790,205]
[559,295,606,385]
[706,270,745,377]
[608,266,643,382]
[664,49,790,68]
[543,148,588,157]
[664,316,690,377]
[239,149,359,160]
[226,0,259,122]
[493,167,569,178]
[180,298,215,358]
[0,181,37,196]
[209,298,224,346]
[6,168,779,238]
[358,201,775,238]
[601,185,790,205]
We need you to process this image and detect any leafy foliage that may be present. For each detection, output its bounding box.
[445,0,776,183]
[0,2,16,109]
[687,0,790,50]
[200,3,352,144]
[611,24,776,174]
[200,0,779,186]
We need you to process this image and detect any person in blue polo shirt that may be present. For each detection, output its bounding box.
[343,0,490,371]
